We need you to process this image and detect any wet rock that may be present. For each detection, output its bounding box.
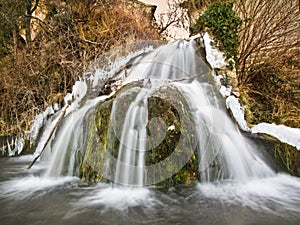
[81,81,198,186]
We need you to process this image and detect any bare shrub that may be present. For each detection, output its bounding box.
[0,0,158,136]
[235,0,300,127]
[235,0,299,85]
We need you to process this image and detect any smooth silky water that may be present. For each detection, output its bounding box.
[1,40,300,225]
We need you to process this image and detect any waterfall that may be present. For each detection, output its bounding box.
[112,85,151,186]
[174,80,274,182]
[123,40,208,83]
[44,97,106,177]
[39,39,275,185]
[108,40,208,186]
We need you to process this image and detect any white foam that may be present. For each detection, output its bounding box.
[75,186,154,211]
[197,174,300,214]
[0,176,78,200]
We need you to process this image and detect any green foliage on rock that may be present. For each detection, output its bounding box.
[145,87,198,187]
[191,1,242,70]
[250,133,300,177]
[81,82,199,186]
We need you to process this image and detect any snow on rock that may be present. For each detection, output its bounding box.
[226,96,251,132]
[7,139,14,156]
[14,137,25,155]
[65,79,88,115]
[30,106,55,144]
[91,46,155,87]
[167,124,175,131]
[203,33,227,69]
[252,123,300,151]
[219,85,232,98]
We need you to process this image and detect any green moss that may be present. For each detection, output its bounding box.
[191,1,242,70]
[80,82,199,186]
[81,99,114,182]
[145,86,198,187]
[81,84,141,182]
[273,142,300,176]
[250,133,300,177]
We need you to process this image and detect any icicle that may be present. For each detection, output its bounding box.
[2,144,5,156]
[13,137,18,155]
[17,138,25,155]
[7,139,14,157]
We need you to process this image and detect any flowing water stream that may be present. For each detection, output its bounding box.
[1,40,300,224]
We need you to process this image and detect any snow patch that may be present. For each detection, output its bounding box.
[219,85,232,98]
[65,79,88,115]
[226,96,251,132]
[29,106,55,145]
[91,46,155,87]
[203,33,227,69]
[167,124,175,131]
[252,123,300,150]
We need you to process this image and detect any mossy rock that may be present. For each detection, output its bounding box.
[80,81,198,186]
[145,86,198,187]
[246,133,300,177]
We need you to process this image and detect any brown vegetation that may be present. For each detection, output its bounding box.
[0,0,159,136]
[235,0,300,127]
[186,0,299,127]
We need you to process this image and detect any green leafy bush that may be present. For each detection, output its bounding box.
[191,1,242,69]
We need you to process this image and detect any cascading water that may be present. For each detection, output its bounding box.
[175,80,274,182]
[38,39,275,184]
[1,38,300,225]
[44,97,104,177]
[113,85,150,186]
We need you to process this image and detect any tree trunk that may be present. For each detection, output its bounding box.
[12,23,18,61]
[25,0,40,48]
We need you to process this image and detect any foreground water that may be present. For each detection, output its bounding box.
[1,156,300,225]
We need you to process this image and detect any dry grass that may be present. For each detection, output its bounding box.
[240,58,300,128]
[235,0,300,127]
[0,0,159,136]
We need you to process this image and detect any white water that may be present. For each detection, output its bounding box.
[44,96,113,177]
[113,87,150,186]
[41,39,279,184]
[123,40,208,84]
[106,40,208,186]
[197,174,300,215]
[175,80,274,182]
[0,175,78,200]
[71,184,154,212]
[26,43,161,180]
[1,39,300,223]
